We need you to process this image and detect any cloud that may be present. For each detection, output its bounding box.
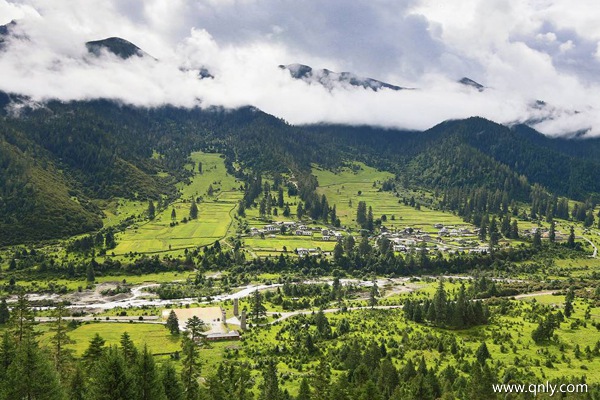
[0,0,599,136]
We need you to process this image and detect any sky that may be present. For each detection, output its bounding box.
[1,0,599,136]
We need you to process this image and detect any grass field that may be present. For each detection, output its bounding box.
[314,163,471,232]
[39,322,181,356]
[112,152,242,256]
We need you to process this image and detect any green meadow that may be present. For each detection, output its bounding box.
[112,152,243,256]
[314,163,471,232]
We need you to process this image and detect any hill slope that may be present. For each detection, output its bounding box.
[1,99,600,245]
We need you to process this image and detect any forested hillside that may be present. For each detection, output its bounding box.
[1,98,600,245]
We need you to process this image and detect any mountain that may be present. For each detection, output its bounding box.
[85,37,148,59]
[0,20,17,49]
[2,96,600,245]
[458,77,485,91]
[279,63,405,91]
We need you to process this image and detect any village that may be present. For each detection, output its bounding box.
[245,219,498,257]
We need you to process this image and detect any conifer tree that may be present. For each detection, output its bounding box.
[10,291,35,343]
[433,279,447,326]
[50,302,74,379]
[356,201,367,228]
[533,229,542,249]
[0,331,15,382]
[82,333,106,371]
[367,206,374,231]
[181,334,201,400]
[297,377,311,400]
[297,202,305,219]
[475,342,491,365]
[251,290,267,321]
[185,316,206,342]
[69,365,87,400]
[86,260,96,283]
[0,298,9,324]
[369,277,379,309]
[4,336,64,400]
[161,362,184,400]
[171,208,177,221]
[312,359,331,400]
[564,287,575,318]
[189,199,198,220]
[277,188,284,208]
[147,200,156,220]
[259,359,281,400]
[166,310,180,335]
[135,344,166,400]
[119,332,138,365]
[91,346,135,400]
[510,219,519,239]
[567,226,576,248]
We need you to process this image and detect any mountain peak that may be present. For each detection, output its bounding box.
[458,77,485,92]
[85,37,148,60]
[279,63,404,92]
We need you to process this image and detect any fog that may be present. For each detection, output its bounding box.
[1,0,599,135]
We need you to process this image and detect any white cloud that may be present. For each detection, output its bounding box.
[0,0,599,136]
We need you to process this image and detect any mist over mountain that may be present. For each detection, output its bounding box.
[1,0,600,136]
[279,63,405,91]
[85,37,149,60]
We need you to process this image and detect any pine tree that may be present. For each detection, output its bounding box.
[251,290,267,321]
[369,277,379,309]
[564,287,575,318]
[69,365,87,400]
[433,280,447,326]
[567,226,576,248]
[181,335,201,400]
[91,346,135,400]
[171,208,177,221]
[166,310,180,335]
[189,199,198,220]
[297,377,311,400]
[0,298,9,324]
[86,260,96,283]
[378,358,399,399]
[185,316,206,342]
[510,219,519,239]
[475,342,491,365]
[296,202,304,219]
[161,362,184,400]
[10,291,35,343]
[277,188,284,208]
[367,206,374,231]
[0,331,16,382]
[356,201,367,228]
[259,359,281,400]
[259,198,267,217]
[343,235,355,255]
[50,302,74,379]
[135,344,166,400]
[119,332,138,364]
[197,162,202,174]
[549,220,556,243]
[82,333,106,370]
[207,184,214,196]
[147,200,156,220]
[312,359,331,400]
[237,201,246,217]
[533,229,542,249]
[4,336,65,400]
[453,283,467,328]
